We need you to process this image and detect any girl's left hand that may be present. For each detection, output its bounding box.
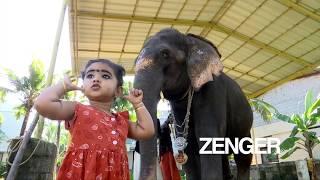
[123,88,143,106]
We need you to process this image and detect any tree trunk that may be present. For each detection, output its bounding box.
[306,141,317,180]
[19,107,31,136]
[34,116,45,139]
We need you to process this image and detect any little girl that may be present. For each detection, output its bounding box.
[35,59,155,180]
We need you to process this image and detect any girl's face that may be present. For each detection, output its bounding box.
[82,62,121,102]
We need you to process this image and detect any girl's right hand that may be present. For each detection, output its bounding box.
[63,75,83,92]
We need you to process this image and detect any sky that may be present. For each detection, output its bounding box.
[0,0,168,141]
[0,0,73,142]
[1,0,71,85]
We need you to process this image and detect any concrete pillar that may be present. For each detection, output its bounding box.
[133,152,163,180]
[296,160,310,180]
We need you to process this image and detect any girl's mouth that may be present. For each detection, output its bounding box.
[91,84,101,90]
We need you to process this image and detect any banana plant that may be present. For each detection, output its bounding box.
[277,90,320,159]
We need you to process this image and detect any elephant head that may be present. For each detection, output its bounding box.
[135,28,223,93]
[133,28,223,179]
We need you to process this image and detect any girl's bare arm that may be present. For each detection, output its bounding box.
[128,102,155,140]
[34,77,81,120]
[125,89,155,140]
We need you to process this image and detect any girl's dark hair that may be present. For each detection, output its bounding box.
[81,59,126,87]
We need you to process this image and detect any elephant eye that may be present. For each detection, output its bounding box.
[160,49,170,59]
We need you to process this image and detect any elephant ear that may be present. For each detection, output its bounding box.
[186,34,223,91]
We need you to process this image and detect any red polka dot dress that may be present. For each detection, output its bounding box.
[57,103,130,180]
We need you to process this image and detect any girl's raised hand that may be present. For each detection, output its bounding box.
[62,74,83,92]
[123,88,143,106]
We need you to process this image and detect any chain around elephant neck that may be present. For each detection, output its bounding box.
[171,87,194,140]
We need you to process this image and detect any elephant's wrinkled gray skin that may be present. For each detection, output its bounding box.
[134,28,253,180]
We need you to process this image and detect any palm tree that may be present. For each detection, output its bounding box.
[275,90,320,180]
[3,60,45,136]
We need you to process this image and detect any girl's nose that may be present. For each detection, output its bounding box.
[93,78,100,83]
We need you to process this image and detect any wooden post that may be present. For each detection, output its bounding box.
[6,0,68,179]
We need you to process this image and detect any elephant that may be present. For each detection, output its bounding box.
[133,28,253,180]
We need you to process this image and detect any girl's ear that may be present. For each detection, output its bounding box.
[115,86,123,97]
[81,85,85,93]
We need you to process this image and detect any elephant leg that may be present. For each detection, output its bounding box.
[199,154,223,180]
[234,153,252,180]
[234,137,252,180]
[222,155,233,180]
[195,119,225,180]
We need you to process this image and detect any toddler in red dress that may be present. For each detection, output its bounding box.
[35,59,155,180]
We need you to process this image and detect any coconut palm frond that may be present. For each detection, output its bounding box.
[29,60,46,91]
[13,104,27,120]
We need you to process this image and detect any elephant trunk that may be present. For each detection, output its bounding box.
[134,68,162,180]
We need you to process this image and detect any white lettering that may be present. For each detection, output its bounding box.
[198,137,280,155]
[225,138,238,154]
[199,138,213,154]
[255,138,267,154]
[212,138,225,154]
[239,137,253,154]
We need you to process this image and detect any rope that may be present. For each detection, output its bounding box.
[6,138,42,166]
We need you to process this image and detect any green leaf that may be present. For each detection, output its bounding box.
[274,113,293,124]
[249,99,275,122]
[14,105,27,120]
[281,146,301,159]
[280,137,300,152]
[4,68,18,81]
[289,126,299,137]
[309,114,320,127]
[304,131,320,144]
[292,114,306,130]
[29,60,45,91]
[305,90,314,117]
[307,98,320,119]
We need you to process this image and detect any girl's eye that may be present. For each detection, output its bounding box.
[86,74,93,79]
[102,74,111,79]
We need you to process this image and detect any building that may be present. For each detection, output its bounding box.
[252,73,320,164]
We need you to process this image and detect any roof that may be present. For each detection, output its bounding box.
[68,0,320,98]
